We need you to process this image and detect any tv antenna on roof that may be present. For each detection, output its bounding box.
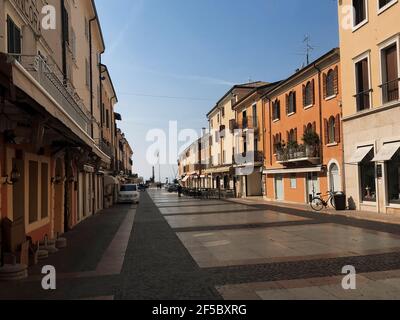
[303,35,314,66]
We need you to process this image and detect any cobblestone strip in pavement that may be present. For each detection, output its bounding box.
[116,191,222,300]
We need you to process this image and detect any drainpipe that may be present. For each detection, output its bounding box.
[60,0,67,82]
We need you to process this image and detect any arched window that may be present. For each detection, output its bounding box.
[286,91,296,114]
[304,81,314,107]
[326,69,335,97]
[272,99,281,121]
[289,129,297,143]
[328,116,336,144]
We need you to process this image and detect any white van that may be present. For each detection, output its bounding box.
[118,184,140,204]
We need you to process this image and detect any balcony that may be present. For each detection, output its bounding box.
[7,54,91,135]
[233,151,264,165]
[354,89,372,112]
[380,79,399,104]
[238,117,259,135]
[276,144,321,165]
[99,140,113,158]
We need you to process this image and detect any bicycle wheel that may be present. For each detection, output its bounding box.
[310,198,324,211]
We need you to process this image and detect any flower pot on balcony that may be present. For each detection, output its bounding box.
[306,145,316,157]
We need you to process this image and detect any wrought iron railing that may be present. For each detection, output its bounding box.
[380,79,399,104]
[354,89,372,112]
[7,54,91,135]
[99,140,113,158]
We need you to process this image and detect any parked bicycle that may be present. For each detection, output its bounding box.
[310,191,337,211]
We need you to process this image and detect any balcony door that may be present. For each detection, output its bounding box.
[381,43,399,103]
[355,57,370,111]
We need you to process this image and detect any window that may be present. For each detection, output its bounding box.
[360,150,376,202]
[290,174,297,189]
[273,133,282,154]
[353,0,367,28]
[286,91,296,115]
[378,0,397,12]
[7,16,21,54]
[272,100,281,121]
[388,150,400,205]
[324,115,341,145]
[252,104,258,128]
[29,161,39,224]
[381,43,399,103]
[325,70,336,98]
[106,110,110,129]
[355,56,371,111]
[288,128,297,143]
[303,80,314,107]
[120,185,137,192]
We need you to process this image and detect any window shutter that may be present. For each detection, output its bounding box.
[312,121,317,133]
[14,26,21,54]
[294,128,298,142]
[335,114,341,143]
[323,73,327,99]
[293,91,297,113]
[286,94,289,114]
[302,85,306,107]
[277,101,280,119]
[286,131,290,143]
[324,119,329,145]
[311,79,315,105]
[334,66,339,95]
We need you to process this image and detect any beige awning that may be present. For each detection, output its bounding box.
[263,166,323,175]
[373,142,400,162]
[348,146,374,164]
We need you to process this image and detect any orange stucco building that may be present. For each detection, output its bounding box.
[263,48,343,205]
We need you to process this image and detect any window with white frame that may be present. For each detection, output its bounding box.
[290,174,297,189]
[354,54,371,111]
[378,0,398,13]
[353,0,368,28]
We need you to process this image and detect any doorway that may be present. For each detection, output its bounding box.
[274,175,284,201]
[307,172,320,202]
[329,164,341,192]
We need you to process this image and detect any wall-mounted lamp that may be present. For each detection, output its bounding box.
[2,166,21,185]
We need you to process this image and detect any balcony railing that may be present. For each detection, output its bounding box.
[380,79,399,104]
[276,144,320,164]
[238,117,259,135]
[354,89,372,112]
[99,140,113,158]
[7,54,91,135]
[233,151,264,164]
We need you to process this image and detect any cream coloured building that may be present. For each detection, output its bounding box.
[338,0,400,213]
[205,82,267,192]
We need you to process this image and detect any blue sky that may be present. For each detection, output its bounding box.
[96,0,339,181]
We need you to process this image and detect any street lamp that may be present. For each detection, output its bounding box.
[2,166,21,185]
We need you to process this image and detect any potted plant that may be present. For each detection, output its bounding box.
[296,144,306,158]
[302,131,320,157]
[275,141,285,161]
[287,141,298,159]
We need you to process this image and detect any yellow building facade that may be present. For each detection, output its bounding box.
[338,0,400,213]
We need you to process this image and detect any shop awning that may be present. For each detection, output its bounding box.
[104,175,119,186]
[373,142,400,162]
[263,166,323,175]
[182,176,190,182]
[348,146,374,164]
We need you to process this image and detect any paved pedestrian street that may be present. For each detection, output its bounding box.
[3,190,400,300]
